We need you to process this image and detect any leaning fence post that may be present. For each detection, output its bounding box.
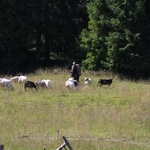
[56,136,73,150]
[56,142,66,150]
[0,145,4,150]
[62,136,73,150]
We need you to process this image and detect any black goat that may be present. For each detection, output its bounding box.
[97,79,113,87]
[24,81,37,91]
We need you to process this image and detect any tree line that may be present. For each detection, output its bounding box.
[0,0,150,78]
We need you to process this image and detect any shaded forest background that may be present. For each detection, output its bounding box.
[0,0,150,78]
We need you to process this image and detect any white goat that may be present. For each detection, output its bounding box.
[84,78,92,85]
[18,75,27,83]
[42,80,51,88]
[35,80,42,88]
[65,78,79,89]
[0,78,10,81]
[0,78,14,91]
[10,76,19,83]
[35,79,51,88]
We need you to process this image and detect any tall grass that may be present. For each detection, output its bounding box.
[0,69,149,149]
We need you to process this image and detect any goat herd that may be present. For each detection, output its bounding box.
[0,75,113,91]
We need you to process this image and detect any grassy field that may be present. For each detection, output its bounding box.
[0,69,149,150]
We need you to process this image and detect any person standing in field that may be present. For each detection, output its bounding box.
[71,62,81,82]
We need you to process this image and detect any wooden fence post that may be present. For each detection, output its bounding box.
[62,136,73,150]
[56,136,73,150]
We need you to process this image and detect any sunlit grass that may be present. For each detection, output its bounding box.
[0,69,149,149]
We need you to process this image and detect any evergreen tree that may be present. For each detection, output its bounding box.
[80,0,150,77]
[80,0,110,70]
[0,0,88,73]
[105,0,150,77]
[0,0,31,72]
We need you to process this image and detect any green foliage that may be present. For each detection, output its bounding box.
[80,0,110,70]
[0,0,88,73]
[104,0,144,73]
[0,0,150,78]
[80,0,150,77]
[0,1,32,72]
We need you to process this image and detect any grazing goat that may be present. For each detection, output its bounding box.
[65,78,79,89]
[10,76,19,83]
[18,75,27,83]
[84,78,92,85]
[24,81,37,91]
[97,79,113,87]
[41,79,51,88]
[35,79,51,88]
[35,80,43,88]
[0,78,14,91]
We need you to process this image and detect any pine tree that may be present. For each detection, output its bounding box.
[80,0,150,77]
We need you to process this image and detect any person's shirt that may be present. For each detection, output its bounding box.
[72,65,78,75]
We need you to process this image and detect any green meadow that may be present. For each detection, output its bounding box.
[0,69,149,150]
